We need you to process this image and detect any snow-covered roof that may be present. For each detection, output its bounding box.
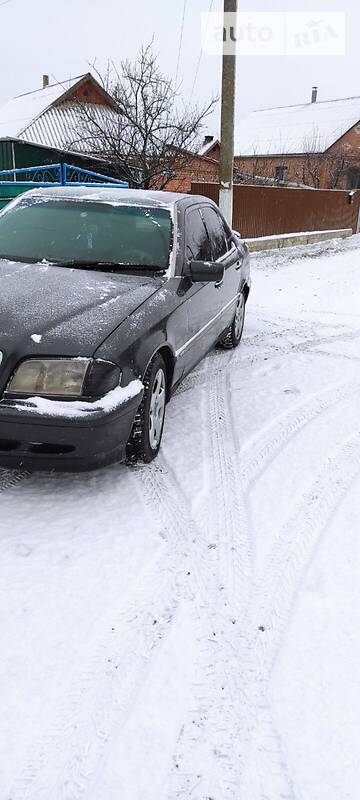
[19,102,119,154]
[0,75,119,155]
[0,76,84,140]
[235,95,360,156]
[198,137,219,157]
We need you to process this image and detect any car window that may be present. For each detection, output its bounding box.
[0,198,172,270]
[185,208,212,262]
[201,206,228,261]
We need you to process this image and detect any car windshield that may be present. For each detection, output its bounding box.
[0,197,173,271]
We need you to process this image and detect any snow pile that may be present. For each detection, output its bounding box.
[15,380,143,419]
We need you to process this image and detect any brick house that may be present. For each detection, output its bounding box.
[199,90,360,191]
[162,150,219,193]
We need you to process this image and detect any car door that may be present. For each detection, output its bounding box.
[201,204,243,340]
[178,205,221,376]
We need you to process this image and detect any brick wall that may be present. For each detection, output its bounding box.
[163,154,219,193]
[234,123,360,190]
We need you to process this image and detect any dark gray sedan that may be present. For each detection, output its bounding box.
[0,187,250,470]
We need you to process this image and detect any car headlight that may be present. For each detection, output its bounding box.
[7,358,91,397]
[6,356,123,400]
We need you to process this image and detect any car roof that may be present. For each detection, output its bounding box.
[21,186,208,210]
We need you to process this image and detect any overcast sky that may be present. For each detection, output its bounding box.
[0,0,359,138]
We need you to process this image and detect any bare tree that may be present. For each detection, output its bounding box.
[324,145,359,189]
[293,132,324,188]
[69,45,217,189]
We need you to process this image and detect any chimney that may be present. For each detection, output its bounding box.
[42,74,49,89]
[311,86,318,103]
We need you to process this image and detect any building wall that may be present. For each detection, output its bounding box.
[0,140,14,172]
[163,154,219,193]
[64,78,110,107]
[203,141,220,161]
[0,139,123,178]
[234,154,307,186]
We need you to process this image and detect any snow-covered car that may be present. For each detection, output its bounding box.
[0,187,250,470]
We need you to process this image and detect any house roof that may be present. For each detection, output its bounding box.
[198,137,220,157]
[0,76,84,139]
[235,95,360,157]
[0,74,118,154]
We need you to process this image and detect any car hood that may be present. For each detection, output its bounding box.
[0,260,162,358]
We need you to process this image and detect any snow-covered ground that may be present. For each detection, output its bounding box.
[1,235,360,800]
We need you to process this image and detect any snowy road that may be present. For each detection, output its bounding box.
[1,235,360,800]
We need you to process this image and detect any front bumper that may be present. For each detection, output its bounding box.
[0,389,143,472]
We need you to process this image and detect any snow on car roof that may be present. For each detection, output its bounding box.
[20,187,195,208]
[235,95,360,156]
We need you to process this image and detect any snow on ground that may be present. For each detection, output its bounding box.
[0,234,360,800]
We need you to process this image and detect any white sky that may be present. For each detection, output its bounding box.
[0,0,359,138]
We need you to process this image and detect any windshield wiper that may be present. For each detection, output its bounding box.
[0,254,34,263]
[49,260,165,272]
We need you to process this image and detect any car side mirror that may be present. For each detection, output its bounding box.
[190,260,225,284]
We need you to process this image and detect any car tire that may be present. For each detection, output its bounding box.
[126,354,167,463]
[219,290,246,349]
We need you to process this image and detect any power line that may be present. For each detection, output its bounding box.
[175,0,188,89]
[190,0,215,102]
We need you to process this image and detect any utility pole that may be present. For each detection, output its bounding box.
[219,0,237,227]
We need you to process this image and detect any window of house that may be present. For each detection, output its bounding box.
[347,169,360,190]
[274,165,288,184]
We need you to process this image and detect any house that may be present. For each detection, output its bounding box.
[199,90,360,191]
[198,135,221,162]
[161,151,219,193]
[0,73,120,176]
[234,89,360,190]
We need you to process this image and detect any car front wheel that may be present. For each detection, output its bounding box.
[219,290,246,349]
[126,354,167,463]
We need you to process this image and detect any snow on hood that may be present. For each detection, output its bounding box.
[0,261,162,356]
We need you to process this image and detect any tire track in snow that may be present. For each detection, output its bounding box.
[154,381,263,800]
[0,468,29,495]
[254,429,360,674]
[229,380,360,799]
[7,469,187,800]
[239,378,360,488]
[176,321,360,399]
[205,368,296,800]
[236,430,360,798]
[9,451,222,800]
[8,349,360,798]
[208,367,254,599]
[138,453,248,800]
[167,375,360,798]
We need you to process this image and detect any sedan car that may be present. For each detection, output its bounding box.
[0,187,250,470]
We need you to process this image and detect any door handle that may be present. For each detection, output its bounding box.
[214,279,223,289]
[235,260,242,271]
